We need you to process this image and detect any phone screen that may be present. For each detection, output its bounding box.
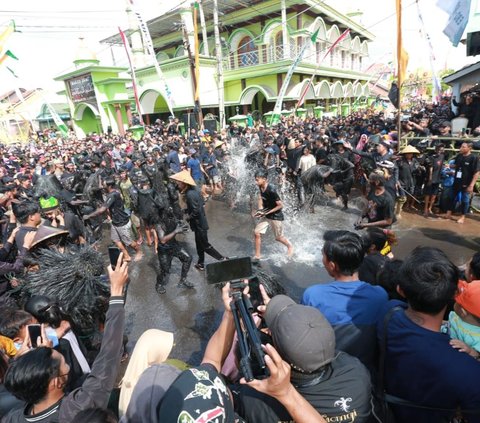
[108,246,121,269]
[28,324,41,348]
[206,257,253,285]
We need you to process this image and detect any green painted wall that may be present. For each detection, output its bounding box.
[90,71,118,83]
[75,107,99,134]
[224,80,242,102]
[154,95,169,113]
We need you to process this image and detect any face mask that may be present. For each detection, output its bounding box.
[14,342,22,351]
[46,327,59,348]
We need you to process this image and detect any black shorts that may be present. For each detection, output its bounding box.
[424,183,440,196]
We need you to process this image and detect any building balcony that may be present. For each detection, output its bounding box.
[223,43,364,74]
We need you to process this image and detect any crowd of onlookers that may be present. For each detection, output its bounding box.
[0,97,478,422]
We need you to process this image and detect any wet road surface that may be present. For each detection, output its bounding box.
[123,196,480,364]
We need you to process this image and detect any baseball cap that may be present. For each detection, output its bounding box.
[456,280,480,318]
[264,295,335,373]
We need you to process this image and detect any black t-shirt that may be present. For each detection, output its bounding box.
[359,253,388,285]
[314,147,328,163]
[453,153,480,188]
[232,352,372,423]
[426,153,444,184]
[287,147,303,171]
[129,167,145,184]
[260,184,284,221]
[366,190,394,224]
[105,190,129,227]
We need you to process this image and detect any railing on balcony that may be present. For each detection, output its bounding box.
[224,42,364,72]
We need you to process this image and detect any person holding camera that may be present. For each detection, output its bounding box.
[147,283,329,423]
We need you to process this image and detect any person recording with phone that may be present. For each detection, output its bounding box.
[153,282,328,423]
[2,253,129,423]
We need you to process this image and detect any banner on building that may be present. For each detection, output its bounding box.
[443,0,471,47]
[128,0,176,117]
[67,74,96,104]
[437,0,458,14]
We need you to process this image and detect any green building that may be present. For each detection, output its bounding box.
[97,0,375,130]
[54,38,133,138]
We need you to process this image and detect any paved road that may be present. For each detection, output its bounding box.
[123,196,480,364]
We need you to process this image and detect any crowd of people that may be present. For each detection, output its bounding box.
[0,97,478,423]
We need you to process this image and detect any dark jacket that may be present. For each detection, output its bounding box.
[3,297,125,423]
[0,385,23,419]
[185,187,208,231]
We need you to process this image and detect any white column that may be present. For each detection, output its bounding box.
[213,0,225,128]
[180,9,195,57]
[281,0,290,59]
[198,0,209,56]
[125,0,146,68]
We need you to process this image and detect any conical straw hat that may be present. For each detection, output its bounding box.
[399,145,420,154]
[169,170,196,186]
[214,140,224,149]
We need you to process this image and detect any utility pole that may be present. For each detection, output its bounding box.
[213,0,225,128]
[198,0,209,56]
[182,24,203,127]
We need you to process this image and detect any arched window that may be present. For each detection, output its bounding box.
[237,36,258,67]
[274,31,283,61]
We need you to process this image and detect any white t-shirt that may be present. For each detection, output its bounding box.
[299,154,316,173]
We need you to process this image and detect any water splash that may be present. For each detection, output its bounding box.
[224,143,359,266]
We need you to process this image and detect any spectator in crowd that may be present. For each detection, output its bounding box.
[233,292,372,423]
[302,230,388,371]
[2,254,129,423]
[379,247,480,422]
[443,141,480,223]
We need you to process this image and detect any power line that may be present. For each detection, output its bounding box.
[0,10,123,14]
[17,25,114,29]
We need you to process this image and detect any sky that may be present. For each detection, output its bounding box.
[0,0,477,96]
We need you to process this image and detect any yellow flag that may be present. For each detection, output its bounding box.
[193,2,200,102]
[0,21,15,55]
[396,0,409,92]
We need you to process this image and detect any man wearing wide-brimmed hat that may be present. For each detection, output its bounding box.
[170,170,227,271]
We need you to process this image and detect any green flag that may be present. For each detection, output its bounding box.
[45,103,68,137]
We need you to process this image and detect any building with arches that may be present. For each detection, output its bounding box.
[54,38,133,138]
[98,0,376,129]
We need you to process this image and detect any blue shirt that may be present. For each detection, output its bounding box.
[302,280,388,371]
[302,281,388,325]
[378,301,480,422]
[187,158,202,181]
